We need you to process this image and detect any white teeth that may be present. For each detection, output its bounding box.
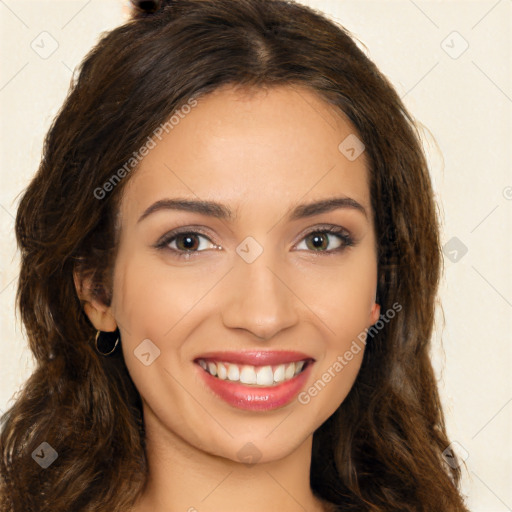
[273,364,285,383]
[217,362,227,380]
[284,362,296,380]
[198,359,308,386]
[207,361,217,376]
[240,365,257,384]
[227,363,240,381]
[256,366,274,386]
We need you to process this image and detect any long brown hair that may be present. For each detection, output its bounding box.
[1,1,469,510]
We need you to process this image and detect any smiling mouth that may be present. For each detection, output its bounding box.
[195,359,312,387]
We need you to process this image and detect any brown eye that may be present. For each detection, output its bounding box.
[155,229,221,259]
[305,233,330,251]
[174,233,200,251]
[296,227,354,254]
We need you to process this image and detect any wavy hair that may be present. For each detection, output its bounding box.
[1,1,469,510]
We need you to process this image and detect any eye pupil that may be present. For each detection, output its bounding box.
[177,234,199,251]
[308,233,328,250]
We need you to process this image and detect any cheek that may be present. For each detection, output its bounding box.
[298,264,374,418]
[298,341,364,427]
[111,250,214,339]
[294,252,378,341]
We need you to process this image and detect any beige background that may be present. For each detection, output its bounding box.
[1,1,511,510]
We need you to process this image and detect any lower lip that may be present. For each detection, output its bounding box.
[196,362,313,411]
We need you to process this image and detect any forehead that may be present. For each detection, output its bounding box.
[119,84,371,224]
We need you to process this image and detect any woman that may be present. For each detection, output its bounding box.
[0,0,469,510]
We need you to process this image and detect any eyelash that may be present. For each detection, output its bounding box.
[154,225,355,260]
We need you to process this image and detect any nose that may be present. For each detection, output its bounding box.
[221,253,299,341]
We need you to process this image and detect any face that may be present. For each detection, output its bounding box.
[106,85,380,463]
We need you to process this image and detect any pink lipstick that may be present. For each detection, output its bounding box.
[194,350,314,411]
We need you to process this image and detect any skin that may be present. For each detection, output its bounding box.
[76,84,380,512]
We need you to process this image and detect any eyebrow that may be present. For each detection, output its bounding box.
[137,196,368,224]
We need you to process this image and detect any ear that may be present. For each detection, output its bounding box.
[369,302,380,326]
[73,270,117,332]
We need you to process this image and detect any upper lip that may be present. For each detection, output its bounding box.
[194,350,314,366]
